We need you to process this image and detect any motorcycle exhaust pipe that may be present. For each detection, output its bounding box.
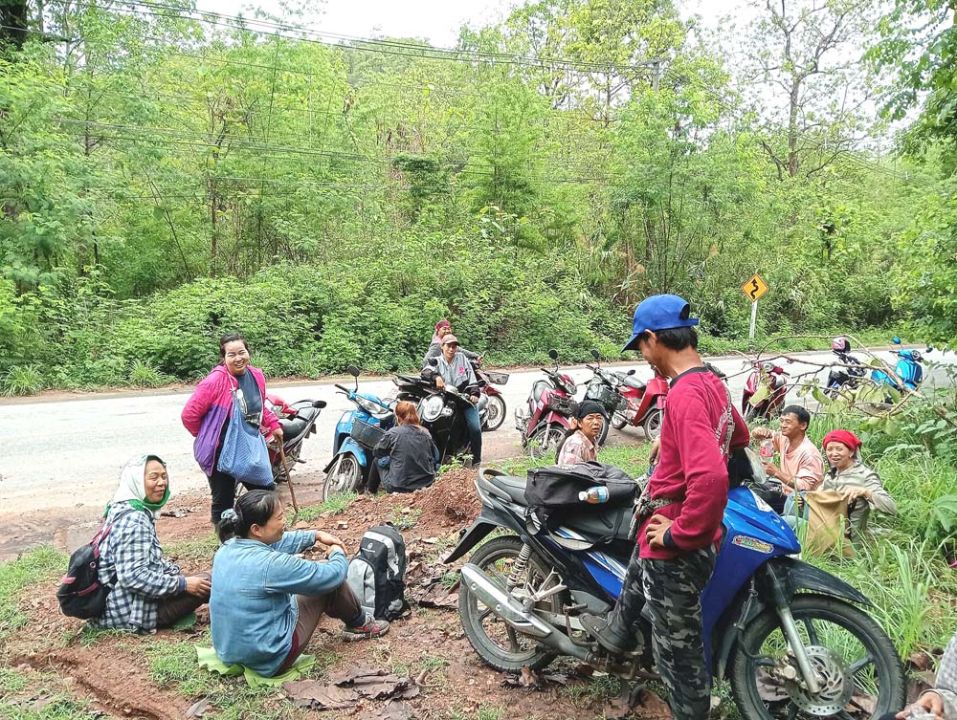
[460,564,591,662]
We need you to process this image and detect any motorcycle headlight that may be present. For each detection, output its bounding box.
[355,396,385,416]
[561,379,578,395]
[421,395,444,422]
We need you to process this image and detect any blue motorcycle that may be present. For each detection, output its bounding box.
[871,337,928,393]
[447,468,904,719]
[321,366,394,500]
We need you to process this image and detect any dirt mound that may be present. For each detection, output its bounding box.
[415,467,481,527]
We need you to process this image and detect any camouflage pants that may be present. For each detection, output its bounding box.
[641,547,716,720]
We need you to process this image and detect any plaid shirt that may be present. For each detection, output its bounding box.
[933,632,957,719]
[91,502,184,632]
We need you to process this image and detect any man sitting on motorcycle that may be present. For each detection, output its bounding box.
[428,334,483,465]
[581,294,749,720]
[557,400,607,466]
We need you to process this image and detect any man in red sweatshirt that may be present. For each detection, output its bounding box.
[581,294,749,720]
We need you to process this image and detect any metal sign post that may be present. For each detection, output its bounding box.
[741,273,769,342]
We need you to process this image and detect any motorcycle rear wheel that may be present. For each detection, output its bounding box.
[459,536,561,673]
[642,408,663,440]
[729,593,905,720]
[322,454,362,500]
[483,395,507,432]
[597,416,610,446]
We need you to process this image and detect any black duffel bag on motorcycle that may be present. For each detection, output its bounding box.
[525,461,637,509]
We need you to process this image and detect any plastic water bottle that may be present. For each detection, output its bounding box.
[759,439,775,460]
[578,486,610,504]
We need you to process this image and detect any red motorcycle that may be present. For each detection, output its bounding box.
[608,368,669,440]
[515,349,578,460]
[741,361,788,421]
[471,360,509,432]
[265,393,327,483]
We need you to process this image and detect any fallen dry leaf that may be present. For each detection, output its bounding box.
[283,679,359,710]
[184,697,210,718]
[373,701,413,720]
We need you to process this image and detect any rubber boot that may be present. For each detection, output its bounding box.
[580,610,637,655]
[581,546,646,655]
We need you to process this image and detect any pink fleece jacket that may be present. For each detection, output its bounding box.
[181,364,281,477]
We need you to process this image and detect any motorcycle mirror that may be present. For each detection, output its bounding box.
[346,365,360,377]
[590,348,601,361]
[548,349,559,361]
[627,369,636,376]
[427,357,439,367]
[892,336,902,345]
[927,346,935,353]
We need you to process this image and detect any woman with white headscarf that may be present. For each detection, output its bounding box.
[92,455,211,633]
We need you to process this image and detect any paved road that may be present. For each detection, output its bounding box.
[1,346,952,524]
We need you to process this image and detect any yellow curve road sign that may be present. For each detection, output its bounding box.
[741,274,768,302]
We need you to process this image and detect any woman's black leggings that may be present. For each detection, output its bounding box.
[208,469,275,525]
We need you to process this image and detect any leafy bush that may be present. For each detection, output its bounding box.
[1,365,44,396]
[128,360,170,388]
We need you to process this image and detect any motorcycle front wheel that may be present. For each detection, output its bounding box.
[459,536,561,673]
[322,454,363,500]
[729,594,905,719]
[527,425,566,460]
[483,395,507,432]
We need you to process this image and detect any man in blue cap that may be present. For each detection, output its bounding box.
[581,294,749,720]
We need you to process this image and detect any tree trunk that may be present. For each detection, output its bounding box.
[0,1,28,51]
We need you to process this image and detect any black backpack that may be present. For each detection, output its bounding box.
[56,509,133,619]
[525,462,637,509]
[346,524,408,621]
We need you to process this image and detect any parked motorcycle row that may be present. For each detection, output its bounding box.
[265,338,932,492]
[515,348,670,460]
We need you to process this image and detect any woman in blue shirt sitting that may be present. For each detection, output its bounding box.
[210,490,389,677]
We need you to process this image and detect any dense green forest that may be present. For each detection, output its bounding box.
[0,0,955,392]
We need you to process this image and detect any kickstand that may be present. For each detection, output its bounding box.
[278,445,300,520]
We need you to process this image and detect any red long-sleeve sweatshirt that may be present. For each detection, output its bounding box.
[638,367,750,561]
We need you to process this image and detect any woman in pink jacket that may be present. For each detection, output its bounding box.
[182,333,283,525]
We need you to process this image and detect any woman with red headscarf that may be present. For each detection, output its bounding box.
[820,429,897,538]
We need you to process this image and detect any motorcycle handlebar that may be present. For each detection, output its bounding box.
[334,384,350,394]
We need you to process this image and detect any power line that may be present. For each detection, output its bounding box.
[50,123,624,185]
[44,0,665,76]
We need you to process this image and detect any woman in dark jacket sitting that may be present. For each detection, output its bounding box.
[369,401,439,493]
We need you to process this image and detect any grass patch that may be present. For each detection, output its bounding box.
[0,667,98,720]
[0,546,67,645]
[0,666,30,693]
[145,633,308,719]
[165,532,220,565]
[147,632,220,697]
[389,507,422,531]
[495,442,652,479]
[561,674,622,703]
[295,492,358,523]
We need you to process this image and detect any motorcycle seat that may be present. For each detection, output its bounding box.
[280,406,319,440]
[531,379,551,404]
[481,470,529,505]
[622,375,645,390]
[557,504,635,544]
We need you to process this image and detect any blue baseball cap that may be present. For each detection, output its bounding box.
[623,294,699,352]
